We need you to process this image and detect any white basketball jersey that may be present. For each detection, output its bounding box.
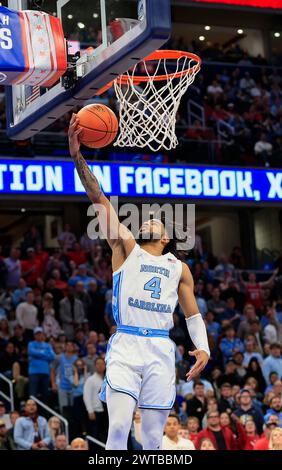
[112,243,182,330]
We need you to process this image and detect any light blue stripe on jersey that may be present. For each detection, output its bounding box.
[117,325,169,338]
[118,271,124,324]
[112,272,121,325]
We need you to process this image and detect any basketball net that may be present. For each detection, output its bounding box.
[113,50,201,152]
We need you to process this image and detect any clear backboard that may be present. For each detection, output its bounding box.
[6,0,171,139]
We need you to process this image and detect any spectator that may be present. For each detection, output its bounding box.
[186,416,200,444]
[51,269,68,292]
[214,255,235,281]
[205,310,221,341]
[0,402,11,430]
[54,434,68,450]
[253,415,279,450]
[0,420,17,450]
[71,358,89,438]
[248,319,264,355]
[245,358,266,393]
[83,357,107,443]
[70,437,88,450]
[58,224,76,252]
[10,324,27,354]
[262,343,282,385]
[16,291,38,341]
[207,80,223,100]
[237,304,258,340]
[218,383,235,413]
[6,411,19,444]
[74,327,87,357]
[83,342,98,374]
[12,279,32,307]
[234,388,264,434]
[199,437,216,450]
[186,381,207,425]
[263,306,282,344]
[181,375,213,397]
[14,399,51,450]
[67,243,87,266]
[269,427,282,450]
[219,326,245,364]
[0,341,20,379]
[69,265,96,290]
[265,372,279,394]
[240,72,256,92]
[42,293,61,339]
[264,396,282,427]
[243,336,264,367]
[243,418,260,450]
[241,271,277,312]
[195,411,236,450]
[220,297,241,327]
[4,248,21,289]
[207,288,226,317]
[162,414,195,450]
[51,341,78,415]
[28,327,55,402]
[59,289,85,340]
[21,247,43,287]
[46,416,63,449]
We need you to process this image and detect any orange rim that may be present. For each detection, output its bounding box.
[96,50,201,95]
[117,50,201,84]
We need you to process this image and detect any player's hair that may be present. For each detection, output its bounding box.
[160,214,188,259]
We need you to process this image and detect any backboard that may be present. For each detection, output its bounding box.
[6,0,171,140]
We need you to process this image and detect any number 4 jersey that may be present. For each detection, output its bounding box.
[112,243,182,331]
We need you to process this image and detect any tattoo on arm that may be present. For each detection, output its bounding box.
[73,151,102,202]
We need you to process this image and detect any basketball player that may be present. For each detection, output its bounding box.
[68,114,210,450]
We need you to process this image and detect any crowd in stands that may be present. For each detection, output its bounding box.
[1,32,282,168]
[0,223,282,451]
[189,64,282,168]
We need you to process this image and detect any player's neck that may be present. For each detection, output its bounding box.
[140,243,164,257]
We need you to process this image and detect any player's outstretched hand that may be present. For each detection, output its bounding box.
[68,113,82,158]
[186,350,209,382]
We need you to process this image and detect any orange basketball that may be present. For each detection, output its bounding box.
[77,104,119,149]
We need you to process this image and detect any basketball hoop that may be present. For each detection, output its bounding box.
[112,50,201,152]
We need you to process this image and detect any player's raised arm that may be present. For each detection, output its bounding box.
[178,262,210,382]
[68,113,135,255]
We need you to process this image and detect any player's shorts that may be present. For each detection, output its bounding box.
[99,325,176,410]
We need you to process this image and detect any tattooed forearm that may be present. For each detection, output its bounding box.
[73,151,102,202]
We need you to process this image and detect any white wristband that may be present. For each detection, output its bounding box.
[186,313,210,357]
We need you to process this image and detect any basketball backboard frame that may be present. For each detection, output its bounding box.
[6,0,171,140]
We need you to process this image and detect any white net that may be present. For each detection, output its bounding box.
[113,52,201,152]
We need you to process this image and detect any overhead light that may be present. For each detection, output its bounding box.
[93,13,99,18]
[199,36,205,41]
[205,26,211,31]
[21,208,26,213]
[274,32,281,38]
[67,14,73,19]
[237,29,244,35]
[77,22,85,29]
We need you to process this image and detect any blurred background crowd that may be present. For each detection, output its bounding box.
[0,223,282,451]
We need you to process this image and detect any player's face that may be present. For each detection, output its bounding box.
[138,219,168,244]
